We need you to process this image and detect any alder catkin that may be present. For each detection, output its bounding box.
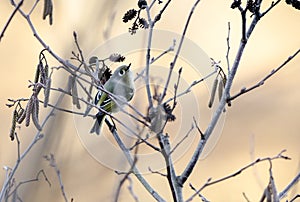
[17,108,26,124]
[71,76,81,109]
[10,110,18,141]
[44,78,51,107]
[32,97,42,131]
[67,75,73,93]
[25,97,34,127]
[218,79,224,101]
[34,63,41,83]
[208,77,218,108]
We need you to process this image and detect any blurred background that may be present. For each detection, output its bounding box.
[0,0,299,201]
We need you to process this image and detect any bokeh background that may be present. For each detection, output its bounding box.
[0,0,299,201]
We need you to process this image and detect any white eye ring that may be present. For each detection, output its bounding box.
[119,69,125,76]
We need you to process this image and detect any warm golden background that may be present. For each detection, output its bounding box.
[0,0,299,201]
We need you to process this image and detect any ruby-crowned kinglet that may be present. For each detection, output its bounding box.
[90,64,135,135]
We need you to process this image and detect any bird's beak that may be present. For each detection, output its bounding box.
[125,63,131,71]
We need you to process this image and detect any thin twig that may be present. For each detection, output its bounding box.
[105,119,165,202]
[150,40,176,64]
[145,5,154,108]
[28,0,40,16]
[157,133,182,201]
[7,169,51,199]
[148,167,167,177]
[185,150,290,201]
[260,0,281,18]
[114,146,138,202]
[290,194,300,202]
[44,154,68,202]
[242,192,251,202]
[164,69,217,105]
[127,176,139,202]
[0,90,65,201]
[134,40,176,82]
[0,0,24,42]
[229,48,300,102]
[169,123,194,155]
[278,171,300,199]
[189,183,210,202]
[160,0,202,104]
[178,7,265,186]
[226,22,231,73]
[149,0,157,10]
[153,0,172,24]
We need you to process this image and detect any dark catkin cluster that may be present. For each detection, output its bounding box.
[101,68,112,85]
[163,103,176,122]
[122,0,149,35]
[43,0,53,25]
[109,53,126,63]
[138,18,149,28]
[88,54,125,85]
[246,0,256,13]
[138,0,147,9]
[231,0,242,9]
[286,0,300,9]
[122,9,137,23]
[7,50,54,140]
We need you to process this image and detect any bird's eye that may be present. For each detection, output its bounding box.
[119,69,125,76]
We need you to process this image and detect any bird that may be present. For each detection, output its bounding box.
[90,64,135,135]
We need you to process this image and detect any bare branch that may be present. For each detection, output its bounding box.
[290,194,300,202]
[150,39,176,64]
[0,91,65,201]
[226,22,231,73]
[127,176,139,202]
[229,48,300,102]
[189,183,210,202]
[260,0,281,18]
[186,150,290,201]
[164,69,217,105]
[278,171,300,199]
[0,0,23,42]
[7,170,51,199]
[242,192,251,202]
[179,8,266,186]
[170,123,194,155]
[153,0,172,24]
[115,146,138,202]
[104,119,165,202]
[160,0,202,103]
[44,154,69,202]
[148,167,167,177]
[145,5,154,108]
[157,133,183,201]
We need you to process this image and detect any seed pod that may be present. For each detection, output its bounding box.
[87,83,93,103]
[208,77,218,108]
[32,97,42,131]
[109,53,125,62]
[71,77,81,109]
[34,63,41,83]
[25,97,34,127]
[67,75,73,93]
[83,104,92,117]
[34,83,43,96]
[218,79,224,101]
[17,108,26,124]
[44,78,51,107]
[44,64,49,80]
[43,0,53,25]
[10,110,18,141]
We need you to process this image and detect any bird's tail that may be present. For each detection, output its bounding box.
[90,112,105,135]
